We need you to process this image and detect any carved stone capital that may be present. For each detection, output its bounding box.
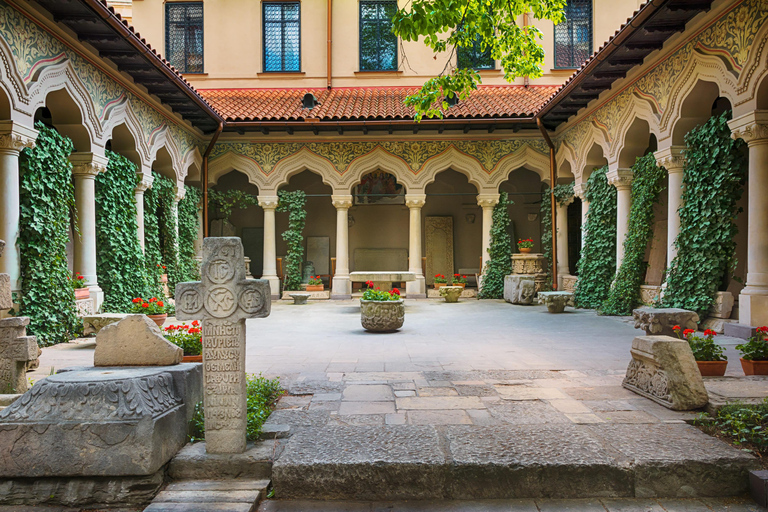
[654,146,686,174]
[258,195,280,210]
[404,194,426,209]
[331,195,353,210]
[174,185,186,203]
[558,195,575,207]
[135,174,153,193]
[728,110,768,145]
[70,153,108,177]
[572,183,588,200]
[0,122,37,153]
[476,193,500,209]
[606,168,634,190]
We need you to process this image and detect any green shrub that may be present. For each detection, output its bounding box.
[696,399,768,453]
[277,190,307,292]
[478,192,513,299]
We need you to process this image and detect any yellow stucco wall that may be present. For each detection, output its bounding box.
[131,0,643,89]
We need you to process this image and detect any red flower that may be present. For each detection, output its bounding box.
[757,326,768,334]
[142,303,149,308]
[672,325,681,332]
[703,329,717,337]
[392,288,400,295]
[462,275,467,279]
[683,329,695,337]
[158,301,164,308]
[162,265,166,270]
[150,297,157,302]
[132,297,141,303]
[192,320,200,327]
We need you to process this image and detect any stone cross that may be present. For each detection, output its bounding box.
[176,237,271,454]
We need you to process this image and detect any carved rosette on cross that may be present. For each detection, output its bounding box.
[176,237,271,454]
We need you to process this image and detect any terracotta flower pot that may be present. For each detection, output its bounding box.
[518,247,532,253]
[433,283,446,289]
[696,360,728,377]
[182,355,203,363]
[306,285,324,292]
[740,358,768,376]
[451,283,466,289]
[74,288,90,300]
[147,313,167,328]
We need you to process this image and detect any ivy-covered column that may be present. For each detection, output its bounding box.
[574,183,588,251]
[607,168,634,268]
[70,153,108,310]
[477,193,500,275]
[173,185,185,249]
[258,195,280,298]
[405,194,427,298]
[655,146,685,267]
[331,195,353,299]
[729,111,768,326]
[0,122,36,294]
[556,196,573,281]
[134,175,152,252]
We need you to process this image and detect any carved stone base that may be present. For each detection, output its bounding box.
[538,291,573,313]
[360,299,404,332]
[504,275,536,305]
[708,291,735,319]
[633,307,699,338]
[75,298,94,317]
[639,285,661,306]
[560,275,578,293]
[439,286,463,303]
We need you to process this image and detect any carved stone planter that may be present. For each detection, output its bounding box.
[360,299,404,332]
[439,286,463,303]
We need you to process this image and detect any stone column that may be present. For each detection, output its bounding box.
[0,122,36,294]
[573,183,589,250]
[70,153,108,311]
[405,194,426,298]
[607,168,634,268]
[556,196,574,284]
[331,195,353,299]
[729,111,768,326]
[173,185,185,249]
[134,175,152,252]
[257,195,280,299]
[655,146,685,267]
[477,193,500,273]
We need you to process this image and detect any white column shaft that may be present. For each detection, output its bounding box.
[746,140,768,289]
[135,189,145,251]
[73,174,98,285]
[408,207,422,275]
[0,149,21,291]
[481,206,494,270]
[666,169,684,264]
[615,186,631,266]
[262,208,277,278]
[556,202,570,276]
[580,199,589,250]
[335,207,349,276]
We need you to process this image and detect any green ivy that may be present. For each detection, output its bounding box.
[143,177,164,297]
[95,151,153,312]
[143,172,179,296]
[478,192,513,299]
[601,154,666,315]
[15,123,79,346]
[661,112,747,318]
[178,185,202,282]
[573,166,617,309]
[540,182,574,290]
[208,189,258,223]
[277,190,307,291]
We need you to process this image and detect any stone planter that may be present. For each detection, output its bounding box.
[439,286,463,303]
[696,360,728,377]
[147,313,167,328]
[306,285,324,292]
[360,299,404,332]
[740,358,768,376]
[74,288,90,300]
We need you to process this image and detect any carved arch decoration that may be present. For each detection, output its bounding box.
[182,146,203,183]
[735,11,768,112]
[488,144,552,189]
[608,95,662,165]
[208,150,268,190]
[555,141,578,175]
[414,145,487,191]
[339,145,415,191]
[148,126,185,183]
[102,100,152,171]
[268,146,341,190]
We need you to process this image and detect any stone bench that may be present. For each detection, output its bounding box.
[537,291,573,313]
[289,293,311,305]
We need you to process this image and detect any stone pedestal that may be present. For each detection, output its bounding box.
[622,336,708,411]
[504,275,536,305]
[289,292,310,304]
[633,307,699,338]
[511,253,548,293]
[561,275,578,293]
[538,291,573,313]
[708,291,734,319]
[439,286,463,303]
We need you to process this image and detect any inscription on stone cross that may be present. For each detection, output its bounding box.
[176,237,270,454]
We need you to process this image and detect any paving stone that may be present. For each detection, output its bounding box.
[451,380,487,386]
[396,396,485,410]
[167,441,275,480]
[311,393,341,402]
[427,380,453,387]
[338,401,395,415]
[600,498,665,511]
[699,496,763,511]
[265,410,330,428]
[342,385,394,401]
[259,424,291,439]
[309,401,340,412]
[485,401,569,424]
[562,387,638,401]
[344,372,422,382]
[385,413,406,425]
[496,386,569,400]
[289,380,344,395]
[653,499,713,511]
[392,382,416,391]
[547,400,593,414]
[394,390,416,397]
[564,413,605,424]
[417,387,458,396]
[276,395,312,409]
[581,400,639,412]
[536,498,610,511]
[145,503,254,512]
[596,411,660,424]
[455,385,498,397]
[329,414,386,426]
[407,410,472,425]
[466,409,500,425]
[165,479,269,491]
[154,490,259,503]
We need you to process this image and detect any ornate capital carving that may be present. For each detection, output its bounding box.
[70,153,108,177]
[654,146,686,174]
[558,196,575,207]
[572,183,588,200]
[404,194,426,209]
[135,174,153,193]
[174,185,186,203]
[0,122,37,153]
[331,195,353,210]
[728,111,768,145]
[257,195,279,210]
[606,168,634,190]
[476,193,500,209]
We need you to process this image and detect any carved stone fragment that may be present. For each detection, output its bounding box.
[439,286,463,303]
[94,314,182,367]
[504,275,536,305]
[633,307,699,338]
[538,291,573,313]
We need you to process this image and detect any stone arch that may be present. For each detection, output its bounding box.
[669,79,724,145]
[183,146,203,183]
[208,150,266,189]
[757,73,768,110]
[152,145,176,183]
[40,86,92,152]
[574,125,610,181]
[101,99,151,167]
[340,146,414,191]
[610,95,662,163]
[555,142,577,176]
[489,145,552,189]
[616,117,653,169]
[148,128,184,182]
[108,122,143,171]
[268,147,340,190]
[414,146,486,191]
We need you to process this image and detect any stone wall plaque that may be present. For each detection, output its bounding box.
[176,237,271,454]
[425,216,454,285]
[307,236,330,276]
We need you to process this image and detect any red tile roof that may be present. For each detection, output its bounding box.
[198,85,558,122]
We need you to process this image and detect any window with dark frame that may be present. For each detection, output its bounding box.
[165,3,204,74]
[263,2,301,73]
[457,35,494,70]
[554,0,592,69]
[359,1,398,71]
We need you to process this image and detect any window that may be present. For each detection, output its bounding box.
[457,35,494,70]
[554,0,592,69]
[359,1,398,71]
[165,3,204,74]
[263,2,301,72]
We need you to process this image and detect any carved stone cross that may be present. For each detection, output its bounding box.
[176,237,271,454]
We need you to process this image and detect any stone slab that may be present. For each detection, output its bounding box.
[338,401,395,415]
[342,384,394,401]
[0,273,10,310]
[82,313,127,335]
[167,440,275,480]
[94,314,182,366]
[165,479,270,492]
[0,364,201,477]
[724,323,758,340]
[407,409,472,425]
[144,503,255,512]
[395,396,485,410]
[282,291,329,301]
[154,490,260,503]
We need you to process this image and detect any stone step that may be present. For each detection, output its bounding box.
[168,441,275,480]
[272,424,759,501]
[144,479,270,512]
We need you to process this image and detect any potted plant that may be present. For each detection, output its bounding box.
[517,239,534,254]
[131,296,169,327]
[158,264,168,283]
[306,275,324,292]
[673,326,728,376]
[71,272,89,300]
[451,274,468,288]
[164,321,203,362]
[736,326,768,375]
[360,283,404,332]
[433,274,447,289]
